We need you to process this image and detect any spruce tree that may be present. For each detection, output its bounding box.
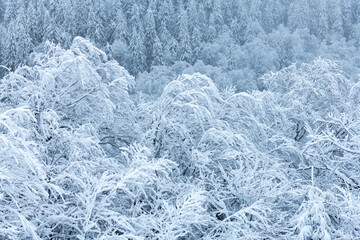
[178,4,192,62]
[144,6,157,71]
[0,0,5,22]
[308,0,320,36]
[44,10,61,44]
[0,24,7,78]
[129,25,146,75]
[15,7,33,66]
[317,0,329,40]
[341,0,352,39]
[113,5,128,45]
[230,9,249,45]
[213,0,224,35]
[87,2,105,46]
[33,0,46,44]
[261,1,276,32]
[27,1,38,45]
[187,0,198,34]
[61,0,76,47]
[152,35,164,66]
[288,0,310,31]
[128,5,146,75]
[191,26,201,64]
[207,13,217,42]
[4,0,17,25]
[328,0,343,38]
[158,17,175,64]
[197,2,207,41]
[3,4,33,71]
[73,0,89,37]
[4,19,19,70]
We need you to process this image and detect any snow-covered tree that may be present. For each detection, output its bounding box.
[128,4,146,75]
[3,13,32,71]
[73,0,89,37]
[230,10,249,45]
[178,5,192,62]
[341,0,353,39]
[113,5,128,44]
[317,0,330,40]
[328,0,344,38]
[0,107,54,239]
[288,0,310,31]
[3,0,17,24]
[144,6,158,71]
[191,26,202,64]
[148,73,222,172]
[1,1,360,239]
[87,1,106,46]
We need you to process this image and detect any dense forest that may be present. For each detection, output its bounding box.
[1,0,360,91]
[1,0,360,239]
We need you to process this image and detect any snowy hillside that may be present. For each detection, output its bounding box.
[1,1,360,239]
[0,36,359,239]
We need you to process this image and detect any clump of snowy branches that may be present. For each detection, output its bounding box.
[1,37,360,239]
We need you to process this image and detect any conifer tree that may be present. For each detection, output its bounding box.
[187,0,198,34]
[165,0,177,38]
[230,10,249,45]
[26,1,38,45]
[178,4,192,62]
[44,10,61,43]
[341,0,352,39]
[213,0,224,35]
[191,26,201,64]
[144,6,158,71]
[152,35,164,66]
[328,0,344,38]
[197,2,207,41]
[158,0,173,55]
[261,1,276,32]
[158,0,171,30]
[15,7,33,65]
[4,21,18,70]
[0,24,6,78]
[4,6,32,71]
[128,5,146,74]
[73,0,89,37]
[0,0,5,22]
[87,1,106,46]
[113,5,128,44]
[207,13,217,42]
[317,0,329,40]
[4,0,17,25]
[308,0,320,36]
[60,0,76,47]
[158,18,176,64]
[32,0,46,44]
[288,0,310,31]
[248,0,262,22]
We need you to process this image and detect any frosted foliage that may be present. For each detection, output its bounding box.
[1,38,135,131]
[151,73,222,169]
[1,2,360,238]
[70,37,108,65]
[293,187,331,240]
[0,107,47,239]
